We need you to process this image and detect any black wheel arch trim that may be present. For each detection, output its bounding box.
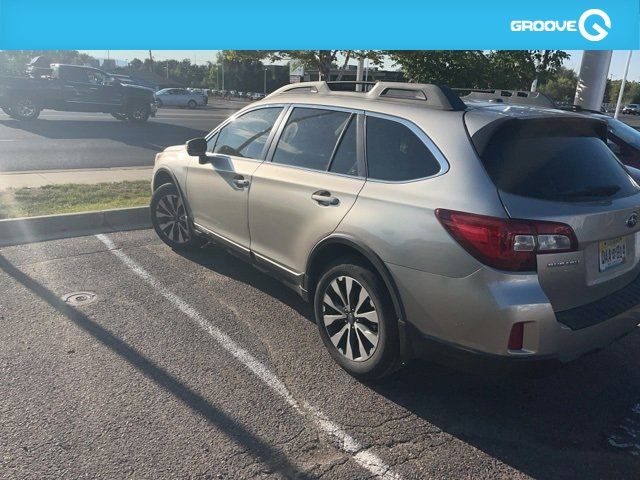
[305,234,405,319]
[305,234,412,360]
[152,167,195,226]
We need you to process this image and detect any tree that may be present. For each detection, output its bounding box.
[487,50,570,90]
[0,50,98,75]
[386,50,489,87]
[387,50,570,91]
[538,67,578,104]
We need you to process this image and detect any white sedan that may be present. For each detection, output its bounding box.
[154,88,207,109]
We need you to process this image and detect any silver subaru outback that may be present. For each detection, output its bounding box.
[150,81,640,379]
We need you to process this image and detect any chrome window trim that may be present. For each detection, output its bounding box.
[264,103,366,180]
[363,111,450,184]
[204,103,289,163]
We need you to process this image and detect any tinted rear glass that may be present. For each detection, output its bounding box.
[481,121,639,202]
[366,116,442,181]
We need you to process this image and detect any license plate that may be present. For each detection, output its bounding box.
[599,237,627,272]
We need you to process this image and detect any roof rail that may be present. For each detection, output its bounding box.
[266,81,466,111]
[455,88,556,108]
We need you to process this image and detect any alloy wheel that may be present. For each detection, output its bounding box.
[155,193,190,243]
[16,99,36,118]
[322,276,379,362]
[131,106,146,120]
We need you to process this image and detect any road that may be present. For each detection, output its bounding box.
[2,230,639,479]
[0,100,247,173]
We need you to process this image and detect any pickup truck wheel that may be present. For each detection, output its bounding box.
[13,98,40,120]
[187,100,197,109]
[128,104,150,123]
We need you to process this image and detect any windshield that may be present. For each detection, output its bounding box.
[608,117,640,150]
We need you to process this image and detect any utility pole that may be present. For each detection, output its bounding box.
[615,51,634,119]
[263,67,267,94]
[148,50,154,72]
[356,57,364,92]
[221,62,225,90]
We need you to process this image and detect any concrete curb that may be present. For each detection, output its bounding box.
[0,206,151,247]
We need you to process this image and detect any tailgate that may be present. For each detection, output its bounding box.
[475,115,640,312]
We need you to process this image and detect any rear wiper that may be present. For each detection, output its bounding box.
[561,185,621,199]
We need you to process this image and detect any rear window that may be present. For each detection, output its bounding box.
[481,121,639,202]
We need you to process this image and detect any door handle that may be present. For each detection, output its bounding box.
[232,176,250,189]
[311,190,340,206]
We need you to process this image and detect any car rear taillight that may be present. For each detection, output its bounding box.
[435,209,578,272]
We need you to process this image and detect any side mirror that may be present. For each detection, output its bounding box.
[186,137,208,161]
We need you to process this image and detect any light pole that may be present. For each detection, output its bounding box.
[615,50,634,119]
[263,68,267,94]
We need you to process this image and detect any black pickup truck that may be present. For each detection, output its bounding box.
[0,63,157,122]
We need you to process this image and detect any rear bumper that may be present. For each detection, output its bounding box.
[388,263,640,365]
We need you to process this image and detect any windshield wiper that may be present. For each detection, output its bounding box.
[560,185,621,199]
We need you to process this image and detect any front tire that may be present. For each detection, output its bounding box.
[314,258,400,380]
[187,99,197,109]
[151,183,203,250]
[12,97,40,120]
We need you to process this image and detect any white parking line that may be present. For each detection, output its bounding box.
[95,233,401,480]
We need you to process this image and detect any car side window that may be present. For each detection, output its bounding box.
[366,116,442,181]
[65,68,90,83]
[272,108,352,171]
[87,71,105,85]
[328,116,359,176]
[211,107,283,159]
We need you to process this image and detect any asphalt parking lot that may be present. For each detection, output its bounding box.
[0,99,248,172]
[2,229,640,479]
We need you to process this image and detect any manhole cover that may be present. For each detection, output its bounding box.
[61,292,97,306]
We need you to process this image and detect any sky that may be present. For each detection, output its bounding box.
[80,50,640,81]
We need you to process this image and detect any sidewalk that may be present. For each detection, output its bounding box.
[0,167,153,191]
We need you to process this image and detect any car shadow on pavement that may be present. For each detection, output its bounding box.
[370,337,640,479]
[177,244,315,322]
[0,119,208,152]
[0,252,314,480]
[178,246,640,479]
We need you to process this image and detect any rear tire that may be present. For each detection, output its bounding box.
[155,99,163,108]
[12,97,40,120]
[314,258,401,380]
[187,99,197,109]
[128,104,150,123]
[151,183,204,250]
